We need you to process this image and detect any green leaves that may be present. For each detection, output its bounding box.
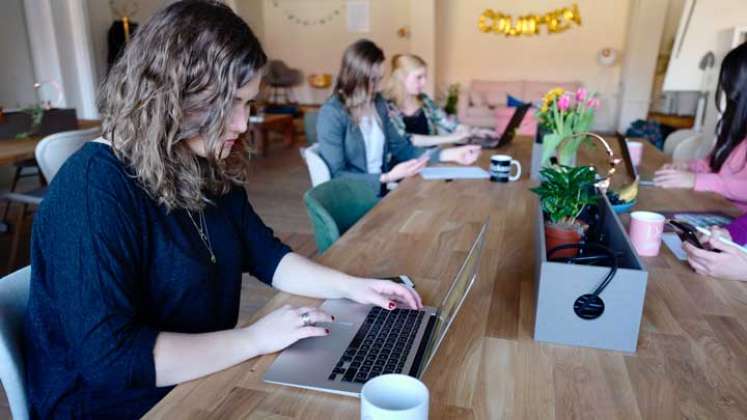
[530,165,598,225]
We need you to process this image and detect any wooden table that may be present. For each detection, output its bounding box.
[0,119,100,167]
[146,139,747,419]
[246,114,295,157]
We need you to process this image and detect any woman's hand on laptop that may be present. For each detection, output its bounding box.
[653,168,695,189]
[381,159,428,183]
[344,278,423,310]
[245,305,332,355]
[440,145,481,165]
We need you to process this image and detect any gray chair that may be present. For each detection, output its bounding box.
[0,265,31,420]
[3,127,100,271]
[264,60,303,104]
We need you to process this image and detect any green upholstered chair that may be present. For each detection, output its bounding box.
[303,178,379,254]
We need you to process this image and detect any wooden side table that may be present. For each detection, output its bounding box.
[245,114,295,156]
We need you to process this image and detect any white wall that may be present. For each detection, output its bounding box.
[663,0,747,139]
[435,0,630,131]
[617,0,669,132]
[257,0,411,104]
[0,0,37,109]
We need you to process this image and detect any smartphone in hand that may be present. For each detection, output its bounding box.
[667,219,706,249]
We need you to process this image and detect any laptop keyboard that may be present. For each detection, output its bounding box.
[328,306,424,384]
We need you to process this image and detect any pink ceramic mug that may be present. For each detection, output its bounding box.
[627,141,643,167]
[629,211,665,256]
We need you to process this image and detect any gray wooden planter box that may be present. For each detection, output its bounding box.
[533,193,648,352]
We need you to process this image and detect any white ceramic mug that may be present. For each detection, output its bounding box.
[490,154,522,182]
[360,374,429,420]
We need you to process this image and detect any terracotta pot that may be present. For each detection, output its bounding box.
[545,222,582,259]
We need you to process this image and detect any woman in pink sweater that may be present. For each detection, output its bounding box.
[655,42,747,212]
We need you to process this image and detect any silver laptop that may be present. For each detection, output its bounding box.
[264,222,487,396]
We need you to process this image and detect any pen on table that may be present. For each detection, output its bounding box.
[694,226,747,254]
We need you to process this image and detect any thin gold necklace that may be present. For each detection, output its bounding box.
[187,210,216,264]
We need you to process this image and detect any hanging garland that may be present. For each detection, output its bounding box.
[478,3,582,37]
[270,0,344,27]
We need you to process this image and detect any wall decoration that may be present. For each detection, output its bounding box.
[270,0,344,26]
[478,3,582,37]
[346,0,370,33]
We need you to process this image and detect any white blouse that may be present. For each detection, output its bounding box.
[359,115,385,174]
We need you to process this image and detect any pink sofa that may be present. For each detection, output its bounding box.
[457,80,582,129]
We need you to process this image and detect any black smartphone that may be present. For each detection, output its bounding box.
[667,219,705,249]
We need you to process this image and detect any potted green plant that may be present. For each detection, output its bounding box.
[443,83,460,116]
[531,164,599,258]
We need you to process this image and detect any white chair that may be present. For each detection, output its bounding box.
[300,143,331,187]
[663,129,698,157]
[672,133,705,162]
[3,127,100,271]
[0,266,31,420]
[35,126,101,181]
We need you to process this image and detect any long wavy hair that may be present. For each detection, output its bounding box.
[383,54,427,110]
[334,39,385,123]
[98,0,266,211]
[710,42,747,172]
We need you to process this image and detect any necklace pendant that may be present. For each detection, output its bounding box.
[210,254,216,264]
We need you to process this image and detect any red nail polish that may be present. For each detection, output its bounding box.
[325,328,330,334]
[388,302,396,309]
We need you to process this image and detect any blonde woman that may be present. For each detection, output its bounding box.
[383,54,494,147]
[317,40,481,195]
[24,2,422,418]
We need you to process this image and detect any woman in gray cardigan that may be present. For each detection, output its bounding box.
[317,39,480,194]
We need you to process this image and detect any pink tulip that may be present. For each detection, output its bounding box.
[586,97,601,109]
[575,87,588,102]
[557,94,571,111]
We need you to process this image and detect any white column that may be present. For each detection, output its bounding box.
[617,0,669,132]
[23,0,67,108]
[65,0,99,118]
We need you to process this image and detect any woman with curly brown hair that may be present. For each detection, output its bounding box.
[23,2,421,418]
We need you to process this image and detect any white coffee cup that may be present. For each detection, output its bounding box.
[360,374,429,420]
[490,154,522,182]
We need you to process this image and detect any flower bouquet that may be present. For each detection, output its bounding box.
[537,87,600,166]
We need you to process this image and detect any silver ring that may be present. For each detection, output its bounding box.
[301,311,312,327]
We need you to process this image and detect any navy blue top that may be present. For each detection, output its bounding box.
[24,142,292,419]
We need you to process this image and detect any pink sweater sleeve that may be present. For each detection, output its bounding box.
[693,141,747,201]
[688,158,711,173]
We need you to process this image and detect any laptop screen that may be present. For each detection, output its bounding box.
[417,222,487,375]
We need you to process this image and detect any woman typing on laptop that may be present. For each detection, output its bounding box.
[24,2,421,418]
[382,53,494,147]
[317,40,480,196]
[654,42,747,212]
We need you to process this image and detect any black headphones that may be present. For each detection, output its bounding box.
[547,242,618,320]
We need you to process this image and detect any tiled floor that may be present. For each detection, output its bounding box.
[0,131,316,418]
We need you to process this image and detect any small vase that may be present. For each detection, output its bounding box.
[545,222,582,259]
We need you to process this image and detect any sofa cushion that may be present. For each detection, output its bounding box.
[465,106,495,119]
[469,90,485,107]
[469,80,523,107]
